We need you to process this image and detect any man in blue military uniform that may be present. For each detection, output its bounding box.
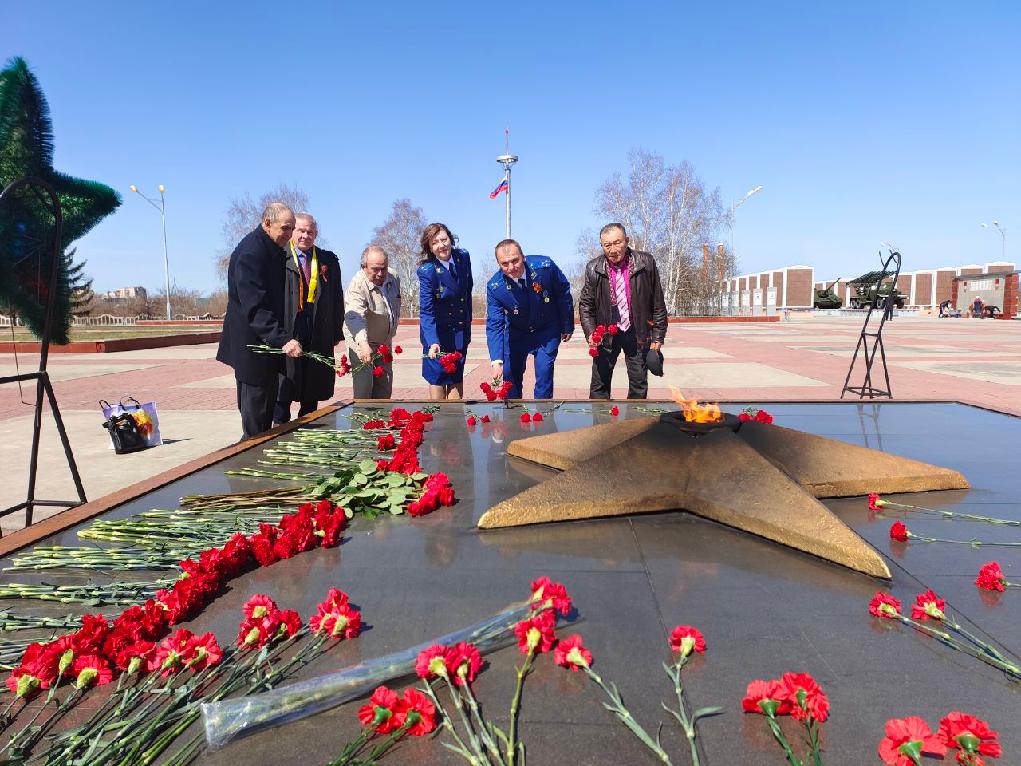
[486,238,574,399]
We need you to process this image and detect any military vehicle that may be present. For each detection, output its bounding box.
[813,279,843,309]
[848,270,906,309]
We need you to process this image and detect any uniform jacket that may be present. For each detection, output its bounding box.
[343,269,402,348]
[281,244,345,401]
[216,226,290,384]
[486,255,574,363]
[578,249,668,346]
[418,248,473,352]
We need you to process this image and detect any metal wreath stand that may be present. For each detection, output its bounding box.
[0,175,87,535]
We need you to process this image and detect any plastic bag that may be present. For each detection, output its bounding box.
[202,598,536,750]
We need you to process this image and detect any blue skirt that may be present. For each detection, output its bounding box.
[422,349,467,385]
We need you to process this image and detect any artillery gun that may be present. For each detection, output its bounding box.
[847,270,905,310]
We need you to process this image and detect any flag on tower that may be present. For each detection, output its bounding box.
[489,178,509,199]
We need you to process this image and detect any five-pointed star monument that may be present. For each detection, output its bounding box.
[478,414,969,579]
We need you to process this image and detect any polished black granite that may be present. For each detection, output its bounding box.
[3,402,1020,765]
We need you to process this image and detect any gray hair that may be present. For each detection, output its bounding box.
[262,202,294,223]
[294,211,317,229]
[599,222,627,239]
[360,245,388,268]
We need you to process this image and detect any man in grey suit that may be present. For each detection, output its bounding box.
[344,246,402,399]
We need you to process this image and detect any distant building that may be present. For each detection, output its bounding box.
[720,266,814,312]
[814,262,1015,310]
[104,286,147,301]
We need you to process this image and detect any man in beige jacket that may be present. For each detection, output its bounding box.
[344,245,402,399]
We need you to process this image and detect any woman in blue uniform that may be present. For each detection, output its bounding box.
[417,222,473,399]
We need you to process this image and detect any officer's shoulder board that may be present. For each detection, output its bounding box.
[487,275,504,292]
[525,255,552,270]
[416,261,436,277]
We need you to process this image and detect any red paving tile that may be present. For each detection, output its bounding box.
[2,317,1019,420]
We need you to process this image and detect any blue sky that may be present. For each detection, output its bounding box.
[4,1,1019,292]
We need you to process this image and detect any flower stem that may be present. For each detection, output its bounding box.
[506,649,535,766]
[765,713,804,766]
[421,681,480,765]
[459,679,504,766]
[584,666,672,764]
[662,656,701,766]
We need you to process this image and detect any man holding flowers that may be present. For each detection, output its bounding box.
[579,222,667,399]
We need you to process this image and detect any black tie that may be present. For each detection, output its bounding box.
[518,278,526,291]
[449,260,457,281]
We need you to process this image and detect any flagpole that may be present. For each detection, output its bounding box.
[496,128,518,239]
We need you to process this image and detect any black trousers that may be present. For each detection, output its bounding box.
[589,328,648,399]
[236,378,277,440]
[273,361,319,425]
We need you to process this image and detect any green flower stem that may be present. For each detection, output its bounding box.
[441,676,493,766]
[421,680,480,765]
[880,500,1021,527]
[458,678,504,766]
[662,655,702,766]
[807,718,824,766]
[895,614,1021,679]
[325,723,376,766]
[506,649,535,766]
[764,712,804,766]
[362,715,416,763]
[942,617,1015,666]
[582,666,672,765]
[907,532,1021,548]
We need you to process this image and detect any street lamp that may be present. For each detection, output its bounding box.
[980,220,1007,261]
[130,184,172,320]
[731,185,764,259]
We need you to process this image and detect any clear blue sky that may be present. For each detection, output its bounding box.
[4,1,1019,292]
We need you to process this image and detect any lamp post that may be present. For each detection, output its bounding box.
[130,184,172,320]
[731,185,763,259]
[980,220,1007,261]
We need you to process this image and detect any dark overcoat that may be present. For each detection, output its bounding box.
[216,226,290,384]
[280,245,345,401]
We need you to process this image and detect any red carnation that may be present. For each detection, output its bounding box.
[358,685,403,734]
[742,678,791,717]
[610,405,619,416]
[911,590,946,621]
[937,712,1001,762]
[187,631,223,671]
[890,521,910,542]
[520,413,531,424]
[879,716,947,765]
[554,634,592,672]
[394,345,403,354]
[71,655,113,689]
[779,672,829,723]
[868,493,887,512]
[466,415,477,427]
[588,346,599,358]
[446,642,483,686]
[869,592,902,619]
[976,561,1007,592]
[514,610,557,654]
[607,324,618,335]
[401,688,437,736]
[480,415,491,423]
[372,365,384,378]
[416,645,449,680]
[532,411,543,422]
[669,625,706,657]
[531,576,572,616]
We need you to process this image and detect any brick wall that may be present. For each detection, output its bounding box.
[785,268,814,307]
[915,273,933,306]
[936,270,956,304]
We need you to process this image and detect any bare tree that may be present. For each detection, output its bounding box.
[582,150,732,315]
[216,184,310,280]
[369,198,426,317]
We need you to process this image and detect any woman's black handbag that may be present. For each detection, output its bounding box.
[102,412,149,454]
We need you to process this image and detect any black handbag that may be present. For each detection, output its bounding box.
[102,412,149,454]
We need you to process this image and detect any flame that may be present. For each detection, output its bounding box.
[670,387,723,423]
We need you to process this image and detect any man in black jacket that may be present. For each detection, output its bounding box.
[579,222,668,399]
[273,212,344,424]
[216,202,302,439]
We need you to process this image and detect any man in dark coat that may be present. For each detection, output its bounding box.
[216,202,302,439]
[579,222,668,399]
[273,212,344,423]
